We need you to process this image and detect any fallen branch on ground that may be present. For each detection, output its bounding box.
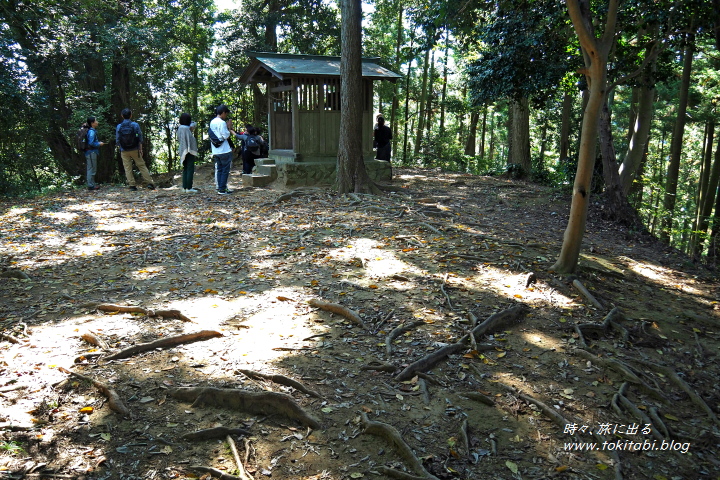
[182,426,252,441]
[170,387,321,429]
[96,304,193,322]
[58,367,129,415]
[307,299,365,328]
[227,435,253,480]
[81,331,109,350]
[361,412,440,480]
[571,279,603,309]
[104,330,222,361]
[236,369,322,398]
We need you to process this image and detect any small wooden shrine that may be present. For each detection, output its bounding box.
[239,52,402,187]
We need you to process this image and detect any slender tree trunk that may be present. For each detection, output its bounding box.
[660,34,695,243]
[508,98,530,177]
[414,47,431,156]
[691,121,714,253]
[619,84,655,194]
[553,0,618,273]
[480,106,488,159]
[390,7,403,159]
[488,110,495,164]
[560,92,573,162]
[694,128,720,257]
[465,111,479,156]
[336,0,378,194]
[440,43,449,132]
[402,52,413,165]
[425,50,436,141]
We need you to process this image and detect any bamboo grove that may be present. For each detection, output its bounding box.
[1,0,719,261]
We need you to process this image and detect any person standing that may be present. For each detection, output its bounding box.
[177,113,199,193]
[116,108,155,191]
[210,105,235,194]
[234,127,265,175]
[84,117,105,191]
[374,115,392,161]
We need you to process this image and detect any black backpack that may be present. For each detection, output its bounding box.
[76,126,89,153]
[118,122,139,150]
[208,125,225,148]
[245,134,260,152]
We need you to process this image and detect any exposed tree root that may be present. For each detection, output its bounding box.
[1,332,21,344]
[181,426,252,441]
[188,466,241,480]
[631,358,720,427]
[57,367,129,415]
[575,308,629,346]
[394,304,527,381]
[96,304,193,322]
[1,269,30,279]
[571,278,603,309]
[500,383,623,480]
[104,330,222,361]
[386,321,424,357]
[169,387,321,429]
[395,342,467,382]
[360,412,440,480]
[227,434,253,480]
[236,369,322,398]
[360,361,398,373]
[81,331,109,350]
[612,383,664,441]
[470,304,529,338]
[459,391,495,406]
[459,418,471,461]
[307,298,365,328]
[376,467,430,480]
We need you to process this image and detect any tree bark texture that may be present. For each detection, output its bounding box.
[508,98,531,177]
[560,92,573,162]
[553,0,618,273]
[619,84,654,194]
[465,111,479,156]
[336,0,376,194]
[413,48,431,156]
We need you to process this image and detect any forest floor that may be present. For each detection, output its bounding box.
[1,162,719,480]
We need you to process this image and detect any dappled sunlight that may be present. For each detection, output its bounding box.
[325,236,423,281]
[521,331,566,352]
[128,266,166,281]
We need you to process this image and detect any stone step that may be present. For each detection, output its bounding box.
[242,174,274,188]
[256,164,277,178]
[255,157,275,167]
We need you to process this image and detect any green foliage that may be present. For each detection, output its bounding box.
[0,441,24,455]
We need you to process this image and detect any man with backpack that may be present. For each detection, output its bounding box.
[77,116,105,191]
[116,108,155,191]
[374,115,392,161]
[234,126,266,175]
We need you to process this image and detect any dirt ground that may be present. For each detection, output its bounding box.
[1,162,719,480]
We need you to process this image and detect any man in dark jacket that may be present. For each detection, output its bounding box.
[116,108,155,191]
[374,115,392,161]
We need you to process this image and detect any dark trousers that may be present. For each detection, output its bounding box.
[376,143,391,161]
[182,154,195,189]
[242,149,256,174]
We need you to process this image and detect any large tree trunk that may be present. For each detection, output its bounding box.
[660,34,694,243]
[599,102,641,225]
[479,106,488,159]
[553,0,618,273]
[109,51,132,181]
[336,0,378,195]
[508,98,530,177]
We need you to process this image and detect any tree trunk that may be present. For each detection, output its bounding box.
[413,48,431,156]
[553,0,618,273]
[465,111,479,156]
[440,43,449,132]
[402,48,413,165]
[619,84,655,194]
[660,34,694,243]
[508,98,530,177]
[694,128,720,257]
[479,106,488,159]
[390,7,403,159]
[336,0,378,195]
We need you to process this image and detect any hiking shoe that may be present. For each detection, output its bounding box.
[187,188,199,193]
[88,186,100,191]
[217,189,232,195]
[129,186,138,191]
[146,184,156,190]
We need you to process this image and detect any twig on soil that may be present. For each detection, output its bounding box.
[459,418,471,462]
[307,298,365,328]
[386,321,424,357]
[188,466,241,480]
[372,309,395,334]
[227,435,254,480]
[57,367,129,415]
[170,387,321,429]
[236,369,322,398]
[439,275,455,311]
[182,426,251,441]
[104,330,222,361]
[360,412,440,480]
[571,279,603,309]
[417,222,442,235]
[360,361,398,373]
[418,378,430,405]
[459,391,495,406]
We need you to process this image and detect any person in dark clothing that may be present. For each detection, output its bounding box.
[374,115,392,161]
